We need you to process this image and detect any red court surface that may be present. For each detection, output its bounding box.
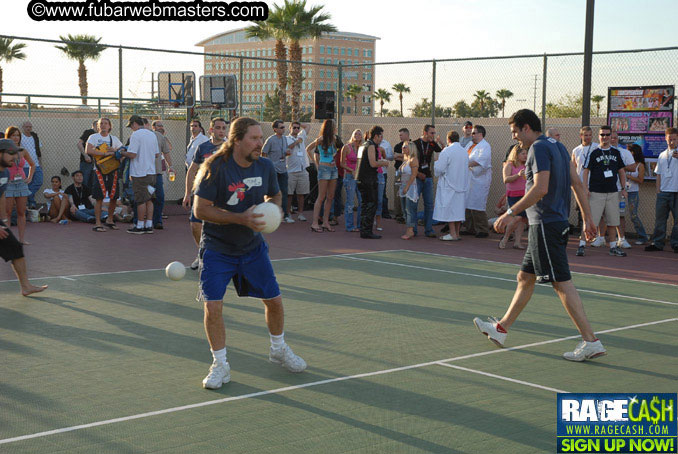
[2,210,675,286]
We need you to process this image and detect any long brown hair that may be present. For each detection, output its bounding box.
[319,119,335,150]
[507,144,526,169]
[193,117,260,192]
[5,126,21,144]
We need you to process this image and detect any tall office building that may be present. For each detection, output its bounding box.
[196,28,378,116]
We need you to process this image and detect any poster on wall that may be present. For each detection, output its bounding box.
[607,85,675,179]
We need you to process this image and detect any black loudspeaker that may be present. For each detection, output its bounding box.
[315,90,335,120]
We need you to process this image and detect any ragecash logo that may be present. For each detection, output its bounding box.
[557,393,677,453]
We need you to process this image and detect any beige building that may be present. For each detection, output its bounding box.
[195,28,379,116]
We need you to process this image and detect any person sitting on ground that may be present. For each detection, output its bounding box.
[43,176,70,223]
[65,170,107,223]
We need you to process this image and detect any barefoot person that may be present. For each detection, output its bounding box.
[193,117,306,389]
[473,109,605,362]
[0,139,47,296]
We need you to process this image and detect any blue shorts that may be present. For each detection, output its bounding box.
[317,165,338,180]
[199,241,281,301]
[189,207,201,223]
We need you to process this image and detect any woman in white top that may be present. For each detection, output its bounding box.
[399,141,419,240]
[625,144,648,244]
[43,175,69,223]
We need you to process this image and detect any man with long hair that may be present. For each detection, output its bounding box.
[0,139,47,296]
[193,117,306,390]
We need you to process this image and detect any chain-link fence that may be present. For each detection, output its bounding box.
[0,34,675,236]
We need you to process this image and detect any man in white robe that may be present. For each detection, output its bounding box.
[463,125,492,237]
[433,131,470,241]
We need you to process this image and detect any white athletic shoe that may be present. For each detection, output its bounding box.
[284,216,295,224]
[473,316,507,348]
[591,237,606,247]
[202,361,231,389]
[440,234,454,241]
[563,340,607,362]
[297,214,307,222]
[269,344,307,372]
[618,238,632,249]
[190,256,200,271]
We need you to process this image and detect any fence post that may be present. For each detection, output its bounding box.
[27,96,31,118]
[239,57,244,117]
[97,98,102,117]
[581,0,595,127]
[337,63,343,140]
[118,47,123,141]
[431,59,436,126]
[541,54,548,130]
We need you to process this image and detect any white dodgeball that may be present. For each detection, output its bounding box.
[253,202,282,234]
[165,261,186,281]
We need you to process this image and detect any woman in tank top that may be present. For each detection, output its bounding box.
[399,140,419,240]
[625,144,648,245]
[340,129,363,232]
[4,126,36,245]
[499,145,528,249]
[306,119,338,232]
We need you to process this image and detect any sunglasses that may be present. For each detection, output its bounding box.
[1,149,18,155]
[599,133,611,137]
[292,126,300,130]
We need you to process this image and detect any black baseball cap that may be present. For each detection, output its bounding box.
[463,121,473,127]
[126,115,144,127]
[0,139,22,154]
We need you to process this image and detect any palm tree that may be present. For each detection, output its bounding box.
[345,84,362,115]
[473,90,491,113]
[591,95,605,117]
[391,83,410,117]
[278,0,336,121]
[55,34,106,105]
[495,89,514,118]
[0,38,27,105]
[246,9,289,119]
[373,88,391,117]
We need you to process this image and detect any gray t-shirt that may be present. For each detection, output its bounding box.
[262,134,290,174]
[460,136,473,148]
[525,135,571,225]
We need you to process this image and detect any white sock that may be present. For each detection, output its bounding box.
[211,347,227,364]
[145,220,153,228]
[579,240,586,246]
[136,221,144,229]
[270,332,285,349]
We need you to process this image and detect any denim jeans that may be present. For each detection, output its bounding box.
[405,197,418,229]
[416,177,434,235]
[277,172,289,216]
[651,191,678,248]
[152,174,165,226]
[73,208,108,223]
[626,191,648,242]
[381,173,390,217]
[376,172,386,215]
[331,175,344,218]
[80,161,94,190]
[343,174,361,230]
[26,165,43,207]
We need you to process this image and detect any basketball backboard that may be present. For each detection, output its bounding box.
[199,75,238,109]
[158,71,195,108]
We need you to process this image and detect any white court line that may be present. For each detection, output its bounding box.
[435,362,568,394]
[401,249,678,288]
[1,317,674,446]
[0,250,403,284]
[337,255,678,306]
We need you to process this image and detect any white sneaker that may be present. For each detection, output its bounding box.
[440,234,454,241]
[473,316,507,347]
[563,340,607,362]
[297,214,307,222]
[284,216,295,224]
[202,361,231,389]
[618,238,632,249]
[634,239,647,245]
[190,256,200,270]
[269,344,307,372]
[591,237,606,247]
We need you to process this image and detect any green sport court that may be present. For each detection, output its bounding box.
[1,250,676,453]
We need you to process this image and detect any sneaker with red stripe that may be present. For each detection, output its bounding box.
[473,316,507,347]
[563,339,606,362]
